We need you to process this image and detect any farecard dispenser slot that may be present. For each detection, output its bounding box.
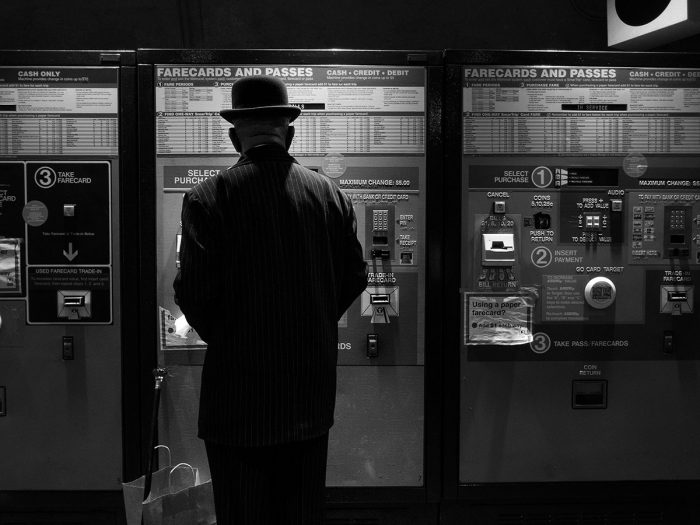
[57,290,92,320]
[370,294,391,305]
[668,290,688,302]
[361,287,399,324]
[63,296,85,307]
[660,285,694,315]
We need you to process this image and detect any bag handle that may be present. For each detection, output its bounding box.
[154,445,171,467]
[169,463,196,492]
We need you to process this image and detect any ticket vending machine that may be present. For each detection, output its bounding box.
[0,51,137,505]
[443,50,700,522]
[137,50,442,521]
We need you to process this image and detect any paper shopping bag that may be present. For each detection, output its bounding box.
[142,462,216,525]
[122,445,173,525]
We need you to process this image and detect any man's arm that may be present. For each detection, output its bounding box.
[337,194,368,319]
[173,191,220,341]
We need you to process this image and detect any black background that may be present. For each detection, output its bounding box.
[0,0,698,52]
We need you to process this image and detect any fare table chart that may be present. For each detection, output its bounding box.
[0,115,117,156]
[463,67,700,155]
[155,66,425,156]
[0,68,118,156]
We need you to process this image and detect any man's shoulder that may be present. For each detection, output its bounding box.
[187,175,220,203]
[190,160,245,192]
[189,156,347,205]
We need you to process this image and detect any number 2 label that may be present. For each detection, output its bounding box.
[531,246,553,268]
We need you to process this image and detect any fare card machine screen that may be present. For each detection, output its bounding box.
[459,64,700,483]
[154,63,427,486]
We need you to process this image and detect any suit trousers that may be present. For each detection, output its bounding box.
[204,433,329,525]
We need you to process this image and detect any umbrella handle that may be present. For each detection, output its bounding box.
[154,444,171,467]
[142,368,168,503]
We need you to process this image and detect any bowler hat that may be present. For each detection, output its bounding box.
[220,75,301,124]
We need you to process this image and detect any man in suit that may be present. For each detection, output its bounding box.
[174,75,368,525]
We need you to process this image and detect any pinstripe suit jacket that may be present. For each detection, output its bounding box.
[173,144,367,446]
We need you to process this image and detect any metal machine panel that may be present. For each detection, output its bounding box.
[447,51,700,486]
[158,365,424,487]
[0,52,131,490]
[139,51,440,490]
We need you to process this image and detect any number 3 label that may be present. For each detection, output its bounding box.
[530,332,551,354]
[34,166,57,189]
[530,246,552,268]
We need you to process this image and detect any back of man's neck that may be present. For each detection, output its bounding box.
[243,143,288,155]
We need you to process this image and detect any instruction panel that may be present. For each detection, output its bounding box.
[0,67,117,324]
[461,66,700,358]
[156,64,426,366]
[0,67,118,156]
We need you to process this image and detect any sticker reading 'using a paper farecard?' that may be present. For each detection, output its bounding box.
[464,292,535,346]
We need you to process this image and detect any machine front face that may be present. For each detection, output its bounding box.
[455,54,700,484]
[0,54,126,490]
[149,55,431,487]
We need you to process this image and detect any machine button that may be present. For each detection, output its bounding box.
[584,213,601,230]
[584,277,616,309]
[533,212,551,229]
